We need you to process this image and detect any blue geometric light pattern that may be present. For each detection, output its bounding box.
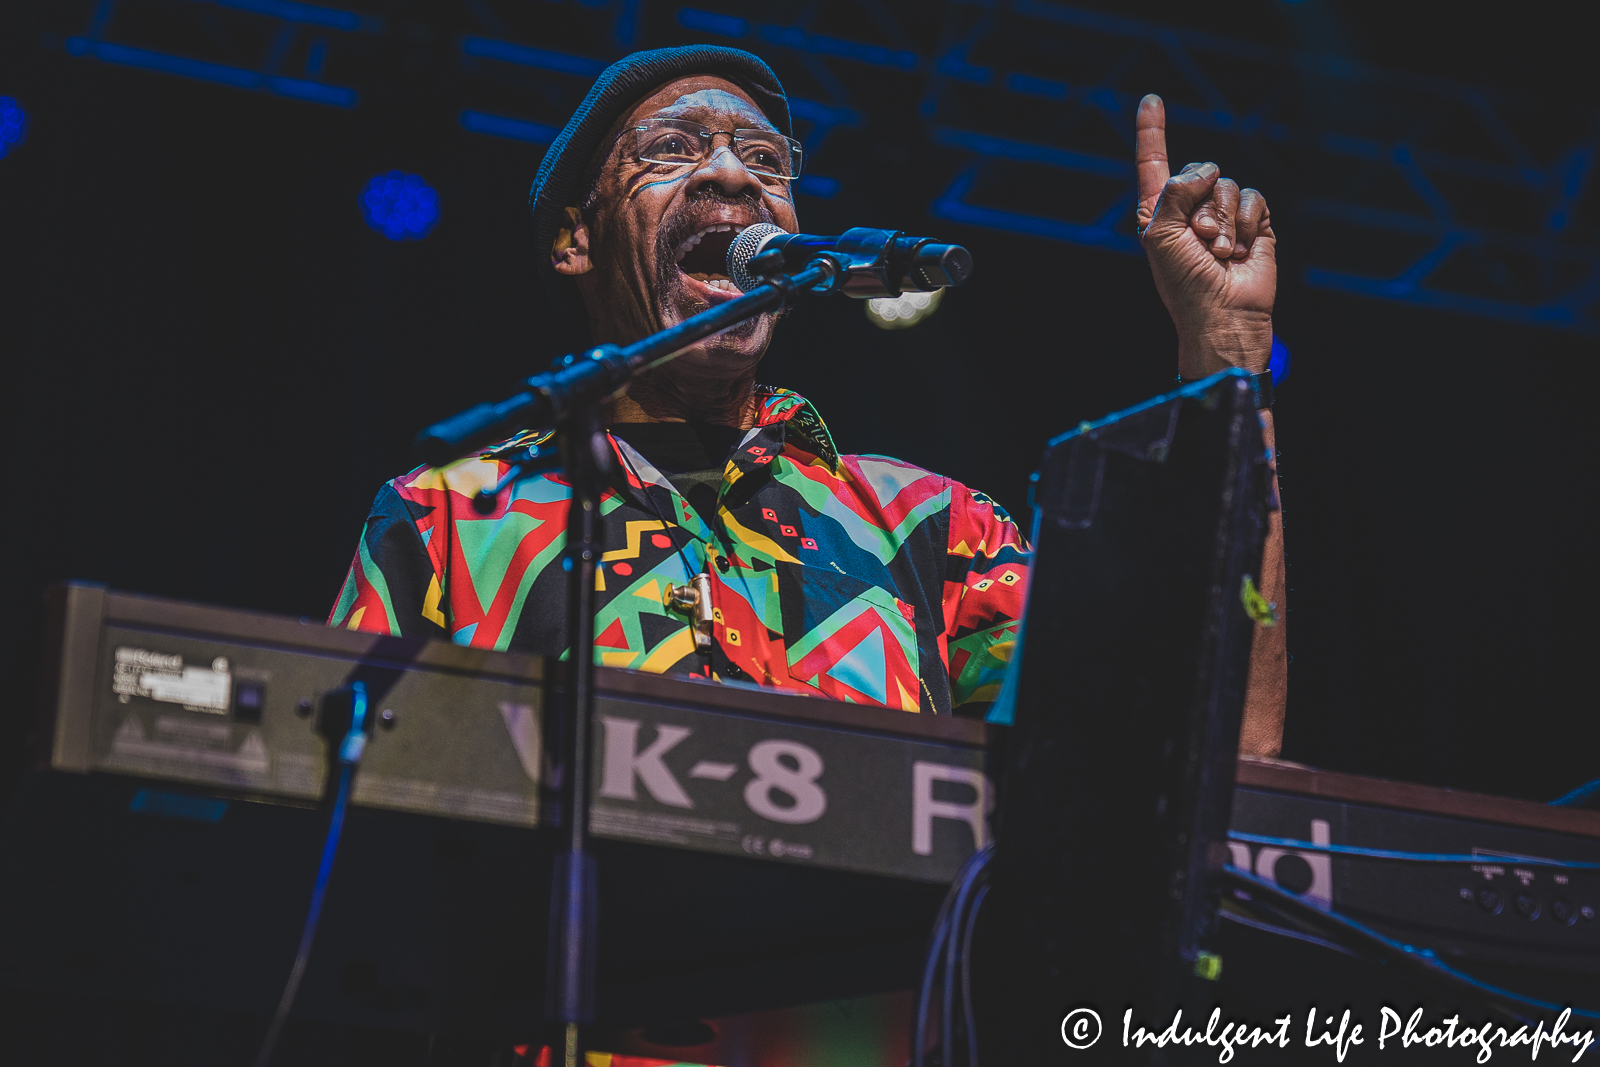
[448,6,1600,336]
[0,97,27,159]
[361,172,439,240]
[51,0,1600,334]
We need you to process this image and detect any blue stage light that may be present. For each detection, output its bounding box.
[360,171,439,240]
[0,97,28,159]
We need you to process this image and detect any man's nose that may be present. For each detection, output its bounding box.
[691,142,763,200]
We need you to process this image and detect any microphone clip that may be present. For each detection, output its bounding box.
[818,228,913,298]
[736,227,972,299]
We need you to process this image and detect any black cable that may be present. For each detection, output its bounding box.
[913,873,959,1067]
[1220,865,1600,1025]
[1217,906,1359,957]
[942,865,974,1067]
[943,857,989,1065]
[960,880,991,1067]
[915,844,992,1067]
[254,682,373,1067]
[1228,831,1600,870]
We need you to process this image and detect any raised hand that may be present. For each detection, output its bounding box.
[1134,94,1276,379]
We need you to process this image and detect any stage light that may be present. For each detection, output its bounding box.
[360,171,439,240]
[0,97,28,159]
[866,288,943,329]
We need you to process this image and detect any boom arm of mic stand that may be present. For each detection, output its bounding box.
[414,259,835,467]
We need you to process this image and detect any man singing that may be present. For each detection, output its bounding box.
[330,45,1286,748]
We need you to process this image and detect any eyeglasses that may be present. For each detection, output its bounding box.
[630,118,804,182]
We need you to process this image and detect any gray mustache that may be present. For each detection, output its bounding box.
[658,190,773,252]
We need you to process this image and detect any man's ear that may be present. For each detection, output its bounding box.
[551,206,593,275]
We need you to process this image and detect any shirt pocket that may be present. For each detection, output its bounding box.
[774,561,922,711]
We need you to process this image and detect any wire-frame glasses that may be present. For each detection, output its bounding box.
[631,118,804,182]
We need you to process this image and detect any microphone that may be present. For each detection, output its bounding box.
[728,224,972,298]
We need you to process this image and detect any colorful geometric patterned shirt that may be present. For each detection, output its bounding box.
[330,387,1029,716]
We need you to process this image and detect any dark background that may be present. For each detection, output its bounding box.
[2,0,1594,804]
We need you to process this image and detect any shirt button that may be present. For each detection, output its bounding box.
[716,555,730,573]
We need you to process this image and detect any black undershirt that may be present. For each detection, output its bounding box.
[608,421,746,527]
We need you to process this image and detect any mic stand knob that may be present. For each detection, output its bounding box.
[665,572,715,652]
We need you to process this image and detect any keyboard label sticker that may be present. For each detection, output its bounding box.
[113,646,231,713]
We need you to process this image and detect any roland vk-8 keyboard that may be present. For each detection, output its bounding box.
[4,584,1599,1036]
[39,582,991,884]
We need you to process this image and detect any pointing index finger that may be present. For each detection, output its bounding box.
[1135,94,1170,216]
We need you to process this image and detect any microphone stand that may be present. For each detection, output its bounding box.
[415,256,838,1067]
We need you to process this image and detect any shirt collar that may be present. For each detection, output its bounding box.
[751,386,839,468]
[477,387,838,469]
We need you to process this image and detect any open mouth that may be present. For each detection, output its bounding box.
[674,224,746,295]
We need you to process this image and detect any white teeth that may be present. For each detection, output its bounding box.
[673,223,748,263]
[682,274,743,293]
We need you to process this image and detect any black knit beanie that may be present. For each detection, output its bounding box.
[529,45,791,350]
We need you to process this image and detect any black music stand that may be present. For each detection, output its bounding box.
[980,370,1273,1062]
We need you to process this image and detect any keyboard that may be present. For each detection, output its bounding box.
[4,582,1596,1041]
